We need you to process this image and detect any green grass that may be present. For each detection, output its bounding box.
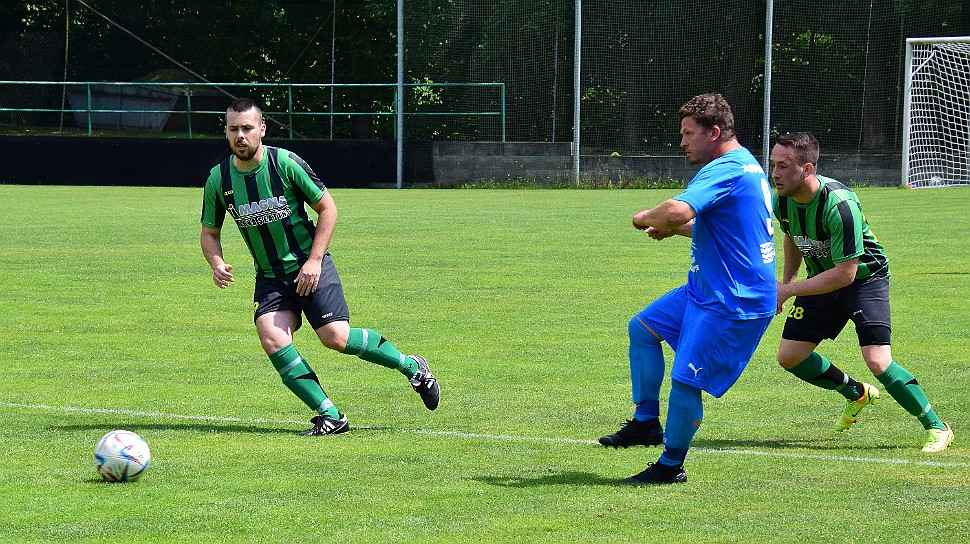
[0,185,967,543]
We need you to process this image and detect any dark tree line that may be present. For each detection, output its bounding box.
[3,0,968,151]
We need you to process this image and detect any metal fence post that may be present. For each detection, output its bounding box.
[762,0,773,172]
[86,83,92,137]
[396,0,404,189]
[572,0,582,185]
[186,91,193,139]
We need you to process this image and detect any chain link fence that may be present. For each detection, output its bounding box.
[2,1,968,183]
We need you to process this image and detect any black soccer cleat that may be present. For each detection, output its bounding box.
[621,462,687,485]
[408,355,440,410]
[599,418,664,447]
[299,413,350,436]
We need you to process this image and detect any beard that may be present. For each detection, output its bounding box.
[231,141,259,161]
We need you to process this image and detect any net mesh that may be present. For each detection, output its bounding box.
[1,1,969,185]
[905,40,970,188]
[579,1,765,155]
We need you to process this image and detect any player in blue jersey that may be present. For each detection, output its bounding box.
[599,94,777,484]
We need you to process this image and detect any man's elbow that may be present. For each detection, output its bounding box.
[837,269,857,289]
[663,201,695,228]
[660,212,693,230]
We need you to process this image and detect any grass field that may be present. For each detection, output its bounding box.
[0,185,967,543]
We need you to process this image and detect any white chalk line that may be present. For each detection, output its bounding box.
[2,401,966,468]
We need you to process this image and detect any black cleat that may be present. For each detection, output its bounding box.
[408,355,440,410]
[621,462,687,485]
[599,418,663,447]
[299,413,350,436]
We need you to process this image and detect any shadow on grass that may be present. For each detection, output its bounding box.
[52,422,902,452]
[472,471,628,488]
[56,422,298,435]
[55,422,401,435]
[692,436,903,452]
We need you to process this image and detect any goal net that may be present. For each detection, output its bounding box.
[903,37,970,188]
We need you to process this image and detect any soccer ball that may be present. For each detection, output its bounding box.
[94,430,151,482]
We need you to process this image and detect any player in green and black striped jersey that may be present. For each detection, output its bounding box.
[200,99,440,436]
[770,132,952,452]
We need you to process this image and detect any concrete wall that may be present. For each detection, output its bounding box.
[432,142,573,184]
[432,141,904,187]
[819,154,902,186]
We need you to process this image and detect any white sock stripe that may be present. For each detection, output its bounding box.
[2,401,965,468]
[278,357,303,375]
[315,399,335,413]
[920,403,931,418]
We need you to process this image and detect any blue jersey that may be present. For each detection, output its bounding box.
[673,147,776,320]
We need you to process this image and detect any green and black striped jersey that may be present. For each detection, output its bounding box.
[201,146,326,278]
[773,175,889,280]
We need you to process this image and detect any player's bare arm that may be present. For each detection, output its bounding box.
[296,191,338,297]
[777,257,857,305]
[646,219,694,240]
[201,226,234,289]
[780,235,804,284]
[632,199,696,233]
[776,235,805,313]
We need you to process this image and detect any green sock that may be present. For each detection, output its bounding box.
[875,361,945,430]
[269,344,340,419]
[786,352,865,400]
[344,328,417,378]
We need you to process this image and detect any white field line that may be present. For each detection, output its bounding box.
[3,401,966,469]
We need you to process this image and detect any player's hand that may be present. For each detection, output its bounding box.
[776,281,791,315]
[213,263,234,289]
[646,226,675,240]
[296,258,322,297]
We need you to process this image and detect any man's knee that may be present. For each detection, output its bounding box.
[317,321,350,352]
[777,343,815,369]
[255,313,296,355]
[629,316,661,344]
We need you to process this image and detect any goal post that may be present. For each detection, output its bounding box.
[902,37,970,188]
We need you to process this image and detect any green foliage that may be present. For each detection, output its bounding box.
[7,1,970,149]
[0,185,967,542]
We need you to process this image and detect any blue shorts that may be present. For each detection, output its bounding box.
[634,285,772,398]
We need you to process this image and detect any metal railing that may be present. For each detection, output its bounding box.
[0,80,506,140]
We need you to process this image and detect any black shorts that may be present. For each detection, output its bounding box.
[253,253,350,331]
[782,276,891,346]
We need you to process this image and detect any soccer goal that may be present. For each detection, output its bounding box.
[902,37,970,188]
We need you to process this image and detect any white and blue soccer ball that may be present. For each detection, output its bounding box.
[94,430,151,482]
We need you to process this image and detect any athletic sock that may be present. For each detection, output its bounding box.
[629,317,665,421]
[786,352,865,400]
[658,380,703,467]
[344,328,417,378]
[875,361,945,430]
[269,344,340,419]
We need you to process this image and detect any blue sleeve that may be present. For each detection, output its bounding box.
[673,160,734,214]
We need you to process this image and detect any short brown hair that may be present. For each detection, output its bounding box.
[775,132,819,166]
[678,93,736,140]
[227,98,262,121]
